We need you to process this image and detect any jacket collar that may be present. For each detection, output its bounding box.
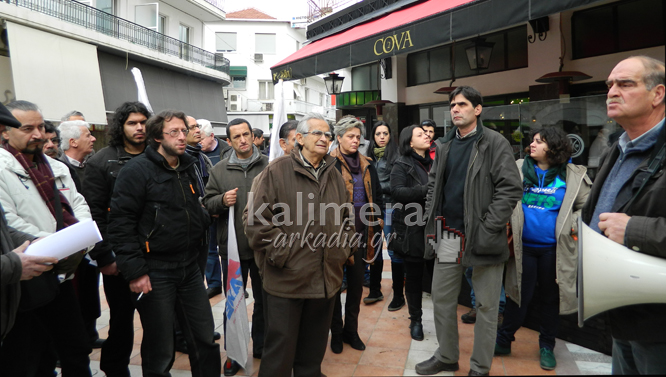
[228,144,263,168]
[439,118,486,144]
[330,146,371,173]
[0,147,69,178]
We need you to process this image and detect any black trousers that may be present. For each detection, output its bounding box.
[259,293,336,377]
[75,259,101,345]
[100,273,136,377]
[331,248,363,337]
[0,280,92,377]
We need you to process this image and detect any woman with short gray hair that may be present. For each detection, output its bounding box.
[328,115,384,355]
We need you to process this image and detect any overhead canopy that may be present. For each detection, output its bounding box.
[229,66,248,77]
[97,51,228,125]
[271,0,604,83]
[6,22,108,124]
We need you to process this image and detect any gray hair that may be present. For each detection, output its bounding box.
[61,110,85,122]
[6,100,41,114]
[334,115,365,139]
[296,113,327,136]
[198,119,214,136]
[58,120,90,151]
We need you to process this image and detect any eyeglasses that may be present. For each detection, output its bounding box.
[163,129,189,137]
[188,124,201,130]
[303,130,333,141]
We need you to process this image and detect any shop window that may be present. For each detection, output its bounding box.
[352,63,379,91]
[407,25,527,86]
[572,0,664,59]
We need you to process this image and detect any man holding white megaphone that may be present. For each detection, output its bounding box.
[582,56,666,375]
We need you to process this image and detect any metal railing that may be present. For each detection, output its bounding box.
[202,0,225,11]
[11,0,230,75]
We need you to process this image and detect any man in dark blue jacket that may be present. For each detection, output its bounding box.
[109,110,220,377]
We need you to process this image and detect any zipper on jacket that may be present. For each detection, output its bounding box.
[176,170,192,255]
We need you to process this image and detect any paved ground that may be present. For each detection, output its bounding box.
[71,260,612,376]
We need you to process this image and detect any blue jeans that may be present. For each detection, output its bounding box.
[204,223,222,288]
[496,245,559,351]
[466,266,505,313]
[135,261,220,377]
[612,338,666,375]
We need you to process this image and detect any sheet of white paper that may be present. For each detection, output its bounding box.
[25,219,102,260]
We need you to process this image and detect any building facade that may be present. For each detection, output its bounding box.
[1,0,230,146]
[204,7,335,137]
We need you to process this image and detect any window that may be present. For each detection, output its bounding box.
[258,81,274,100]
[352,63,379,91]
[135,3,158,31]
[255,33,276,54]
[179,24,190,43]
[216,32,237,52]
[96,0,114,14]
[406,25,527,86]
[304,88,310,103]
[572,0,664,59]
[230,77,246,90]
[157,14,167,34]
[320,93,326,106]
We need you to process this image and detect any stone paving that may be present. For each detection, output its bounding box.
[65,259,612,376]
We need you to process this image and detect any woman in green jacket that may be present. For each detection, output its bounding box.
[495,127,591,370]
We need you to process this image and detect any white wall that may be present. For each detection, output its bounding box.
[205,19,332,112]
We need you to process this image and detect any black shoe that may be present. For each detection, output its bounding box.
[223,358,241,376]
[213,331,221,341]
[253,352,262,359]
[363,290,384,304]
[363,278,370,287]
[409,320,424,341]
[342,333,366,351]
[330,334,343,354]
[91,338,106,349]
[461,308,477,324]
[207,286,222,299]
[175,340,188,354]
[415,356,459,375]
[244,291,249,299]
[388,295,405,311]
[468,370,489,376]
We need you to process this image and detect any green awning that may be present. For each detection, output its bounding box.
[230,66,247,77]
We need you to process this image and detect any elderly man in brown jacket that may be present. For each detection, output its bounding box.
[244,113,355,377]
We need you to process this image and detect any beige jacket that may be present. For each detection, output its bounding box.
[505,160,591,315]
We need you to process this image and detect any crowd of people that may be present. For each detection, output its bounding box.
[0,55,664,377]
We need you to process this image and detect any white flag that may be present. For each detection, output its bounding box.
[130,67,154,114]
[269,79,288,162]
[225,206,252,374]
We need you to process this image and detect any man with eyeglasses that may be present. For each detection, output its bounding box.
[244,113,355,377]
[0,100,94,376]
[204,117,268,375]
[108,110,220,377]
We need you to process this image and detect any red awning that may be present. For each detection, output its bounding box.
[271,0,605,82]
[272,0,473,68]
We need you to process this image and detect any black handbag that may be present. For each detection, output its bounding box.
[17,183,65,312]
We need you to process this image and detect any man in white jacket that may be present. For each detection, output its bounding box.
[0,100,93,377]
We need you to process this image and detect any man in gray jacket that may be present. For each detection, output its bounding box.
[416,86,522,376]
[203,118,269,375]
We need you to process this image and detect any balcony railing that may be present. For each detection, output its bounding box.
[203,0,224,11]
[10,0,230,75]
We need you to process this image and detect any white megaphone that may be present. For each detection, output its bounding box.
[577,217,666,327]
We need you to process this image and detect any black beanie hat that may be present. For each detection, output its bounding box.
[0,102,21,129]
